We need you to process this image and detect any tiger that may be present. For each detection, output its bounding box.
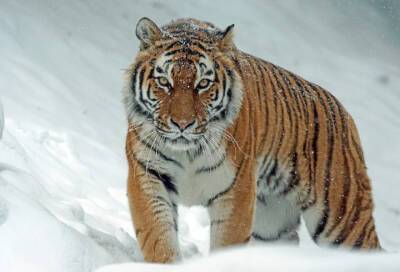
[123,17,381,263]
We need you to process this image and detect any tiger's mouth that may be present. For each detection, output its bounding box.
[164,135,201,151]
[155,128,203,151]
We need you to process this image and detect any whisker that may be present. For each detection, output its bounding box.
[209,123,250,158]
[145,131,159,176]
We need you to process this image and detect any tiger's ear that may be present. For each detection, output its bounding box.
[135,17,162,50]
[219,24,235,51]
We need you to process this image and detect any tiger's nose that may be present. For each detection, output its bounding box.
[170,117,196,132]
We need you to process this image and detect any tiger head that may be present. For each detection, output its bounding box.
[124,18,243,151]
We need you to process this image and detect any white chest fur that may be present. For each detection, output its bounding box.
[161,148,236,207]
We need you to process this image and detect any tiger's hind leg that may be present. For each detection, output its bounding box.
[302,181,381,250]
[252,195,301,245]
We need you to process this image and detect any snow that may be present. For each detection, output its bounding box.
[0,0,399,272]
[97,246,400,272]
[0,99,3,139]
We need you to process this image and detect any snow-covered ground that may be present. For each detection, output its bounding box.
[0,1,399,271]
[97,246,400,272]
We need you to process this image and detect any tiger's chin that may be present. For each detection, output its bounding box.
[164,137,199,152]
[166,143,197,151]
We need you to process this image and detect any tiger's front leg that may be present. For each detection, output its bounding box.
[127,162,179,263]
[207,162,257,250]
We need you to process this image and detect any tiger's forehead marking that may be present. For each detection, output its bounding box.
[154,48,215,86]
[171,60,197,88]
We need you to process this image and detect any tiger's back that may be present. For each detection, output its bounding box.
[124,17,380,263]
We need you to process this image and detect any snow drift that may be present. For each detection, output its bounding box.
[0,1,399,272]
[97,246,400,272]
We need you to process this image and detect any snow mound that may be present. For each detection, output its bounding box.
[96,246,400,272]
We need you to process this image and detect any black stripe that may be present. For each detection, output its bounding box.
[213,86,226,111]
[262,64,279,161]
[138,67,145,88]
[133,104,152,120]
[353,217,372,249]
[133,130,184,169]
[205,181,233,206]
[364,224,377,248]
[211,87,230,121]
[301,84,320,211]
[211,87,221,102]
[148,169,178,195]
[271,67,293,134]
[139,88,153,110]
[268,160,278,181]
[164,47,206,58]
[290,74,313,206]
[218,67,236,120]
[333,191,363,246]
[191,41,209,52]
[252,232,280,242]
[205,69,213,76]
[146,85,157,103]
[156,66,164,74]
[184,47,206,58]
[130,61,143,96]
[252,218,300,242]
[351,133,365,162]
[257,156,271,185]
[227,88,232,100]
[312,84,335,242]
[256,61,269,151]
[137,68,153,111]
[164,41,180,51]
[164,49,181,56]
[221,72,227,94]
[326,96,351,237]
[195,153,226,174]
[268,67,287,158]
[310,98,320,204]
[252,61,266,127]
[134,158,178,195]
[276,69,301,196]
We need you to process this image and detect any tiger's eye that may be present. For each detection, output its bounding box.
[198,79,211,89]
[157,77,169,87]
